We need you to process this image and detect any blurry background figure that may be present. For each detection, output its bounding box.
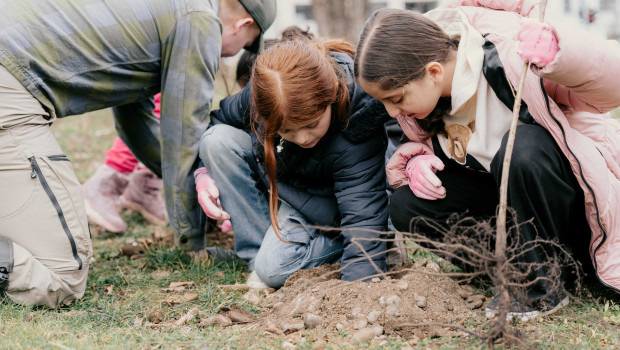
[235,50,258,89]
[82,94,167,234]
[236,25,314,89]
[279,25,315,41]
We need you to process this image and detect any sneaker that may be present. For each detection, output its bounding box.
[247,271,270,290]
[82,165,129,233]
[120,168,168,226]
[0,235,13,294]
[204,246,237,261]
[189,246,238,262]
[485,294,569,322]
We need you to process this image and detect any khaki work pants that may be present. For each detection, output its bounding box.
[0,65,92,307]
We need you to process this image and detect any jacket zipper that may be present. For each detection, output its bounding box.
[28,156,83,270]
[539,79,616,292]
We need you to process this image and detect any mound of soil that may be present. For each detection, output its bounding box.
[252,262,488,341]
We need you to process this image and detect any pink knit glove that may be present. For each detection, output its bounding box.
[517,18,558,68]
[406,155,446,200]
[194,167,230,220]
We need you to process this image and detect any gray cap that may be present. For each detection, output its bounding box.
[239,0,277,53]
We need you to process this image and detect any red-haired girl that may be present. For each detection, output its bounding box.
[196,39,391,288]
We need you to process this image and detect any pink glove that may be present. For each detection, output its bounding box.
[517,18,558,68]
[194,167,230,220]
[221,219,233,232]
[406,155,446,200]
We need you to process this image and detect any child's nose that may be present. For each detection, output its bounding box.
[295,131,310,145]
[385,104,401,118]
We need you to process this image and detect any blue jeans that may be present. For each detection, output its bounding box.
[199,125,344,287]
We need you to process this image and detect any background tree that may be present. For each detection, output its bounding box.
[311,0,369,44]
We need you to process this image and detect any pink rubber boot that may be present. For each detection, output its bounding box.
[82,165,129,233]
[120,168,168,226]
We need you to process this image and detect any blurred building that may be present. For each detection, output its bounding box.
[547,0,620,39]
[265,0,619,40]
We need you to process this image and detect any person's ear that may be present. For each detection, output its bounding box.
[234,17,255,34]
[425,62,444,85]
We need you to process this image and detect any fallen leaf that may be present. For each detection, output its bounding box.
[119,242,144,256]
[218,305,254,323]
[183,293,199,302]
[217,284,249,292]
[104,285,114,295]
[162,281,195,292]
[169,281,194,288]
[174,307,199,326]
[198,315,232,328]
[162,297,184,307]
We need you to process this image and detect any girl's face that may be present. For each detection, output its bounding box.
[278,105,332,149]
[358,62,448,120]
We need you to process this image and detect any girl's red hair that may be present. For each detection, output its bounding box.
[251,39,353,242]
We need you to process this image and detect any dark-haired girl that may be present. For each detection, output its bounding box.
[355,3,620,320]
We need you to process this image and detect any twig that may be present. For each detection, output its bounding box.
[116,263,130,285]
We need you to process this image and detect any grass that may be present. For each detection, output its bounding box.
[2,77,620,349]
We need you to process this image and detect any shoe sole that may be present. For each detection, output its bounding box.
[84,199,126,234]
[534,296,570,318]
[120,195,167,226]
[485,296,569,322]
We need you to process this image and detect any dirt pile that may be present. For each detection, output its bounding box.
[251,262,488,342]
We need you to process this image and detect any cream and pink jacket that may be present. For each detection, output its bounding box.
[387,0,620,292]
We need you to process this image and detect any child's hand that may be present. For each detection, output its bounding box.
[517,18,558,68]
[405,155,446,200]
[194,167,230,220]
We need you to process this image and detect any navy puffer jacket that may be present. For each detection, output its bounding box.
[209,52,391,282]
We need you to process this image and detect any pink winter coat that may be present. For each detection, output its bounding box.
[387,0,620,292]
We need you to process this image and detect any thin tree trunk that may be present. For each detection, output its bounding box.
[311,0,369,44]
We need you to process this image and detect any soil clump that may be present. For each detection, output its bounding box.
[253,263,487,341]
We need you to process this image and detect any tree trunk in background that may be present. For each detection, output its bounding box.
[311,0,369,44]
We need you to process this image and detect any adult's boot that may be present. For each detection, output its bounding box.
[0,236,14,293]
[82,164,129,233]
[120,168,168,226]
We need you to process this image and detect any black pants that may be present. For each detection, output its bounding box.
[390,124,591,300]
